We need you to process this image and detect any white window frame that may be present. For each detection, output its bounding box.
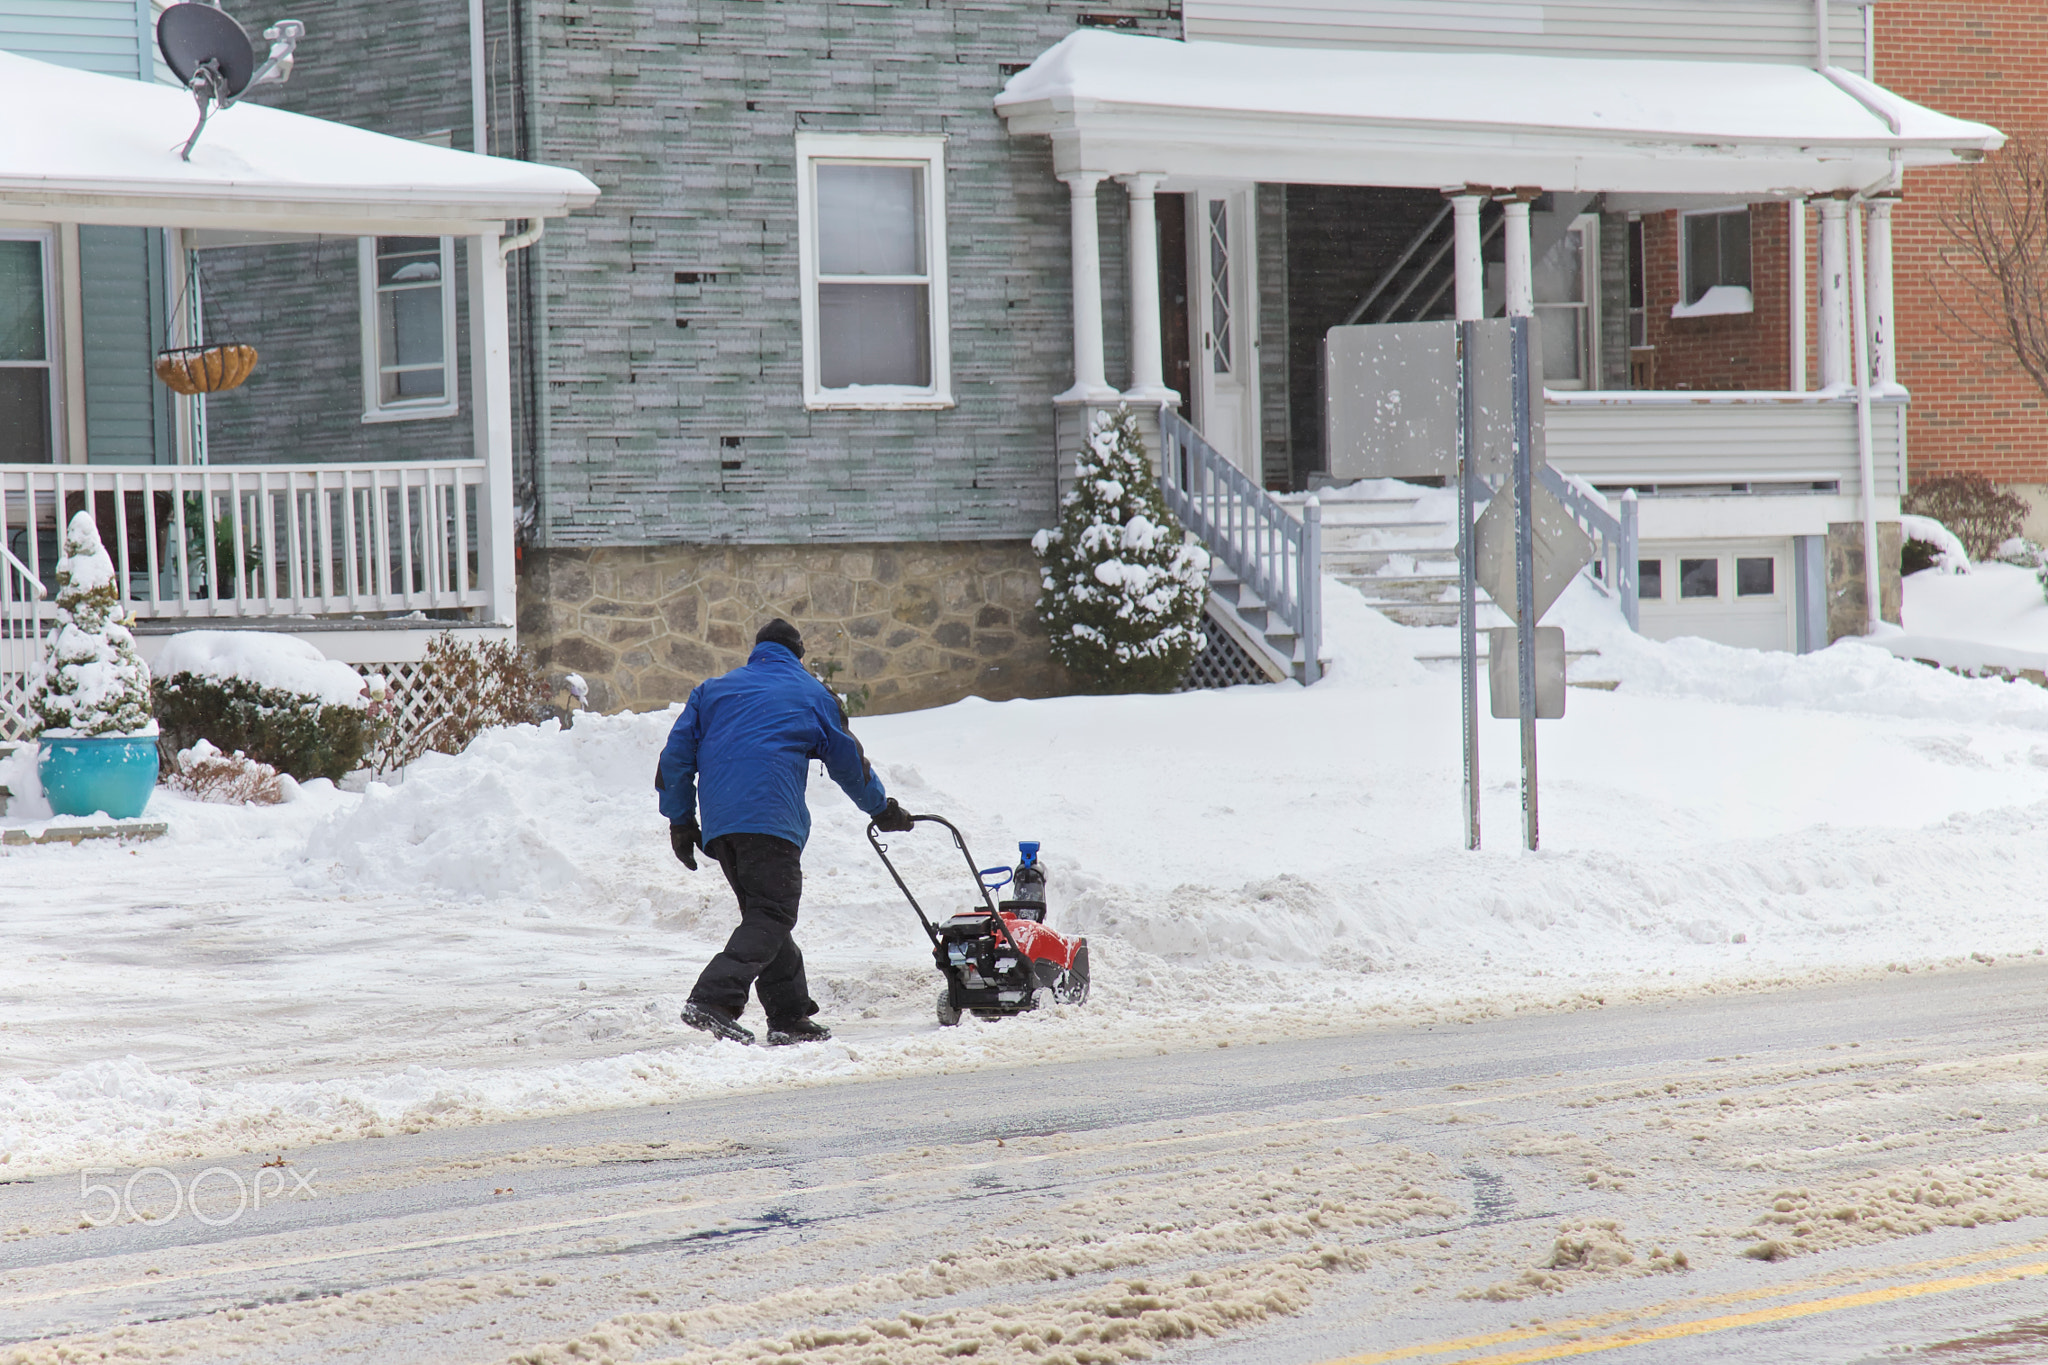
[1675,206,1754,316]
[1533,212,1598,391]
[358,235,458,423]
[0,228,61,463]
[794,133,952,411]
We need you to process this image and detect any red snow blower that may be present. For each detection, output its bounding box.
[867,814,1089,1027]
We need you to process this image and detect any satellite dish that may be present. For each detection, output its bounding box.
[157,3,256,98]
[154,4,304,161]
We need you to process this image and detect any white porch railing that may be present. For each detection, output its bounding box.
[1,540,49,742]
[1544,390,1908,497]
[1159,406,1322,683]
[0,461,489,620]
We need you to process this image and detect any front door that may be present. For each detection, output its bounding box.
[1187,184,1259,475]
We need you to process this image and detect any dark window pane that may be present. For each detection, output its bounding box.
[1683,216,1717,304]
[818,282,930,388]
[386,367,445,402]
[1721,210,1752,290]
[1679,557,1719,598]
[1638,558,1663,599]
[0,239,46,363]
[1736,556,1774,596]
[382,288,445,369]
[0,367,51,462]
[1627,219,1644,311]
[817,165,924,277]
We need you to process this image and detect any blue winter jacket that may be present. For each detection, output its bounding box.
[656,642,888,849]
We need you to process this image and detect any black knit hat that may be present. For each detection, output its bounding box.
[755,618,805,659]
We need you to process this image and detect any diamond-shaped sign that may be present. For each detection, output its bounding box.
[1472,483,1595,626]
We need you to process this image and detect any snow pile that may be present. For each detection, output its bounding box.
[15,571,2048,1173]
[152,629,367,707]
[1901,514,1970,574]
[29,511,155,737]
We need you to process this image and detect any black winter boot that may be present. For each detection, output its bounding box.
[681,1001,756,1045]
[765,1018,832,1047]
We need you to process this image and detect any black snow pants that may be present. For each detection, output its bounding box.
[688,832,820,1025]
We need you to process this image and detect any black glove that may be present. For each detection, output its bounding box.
[873,798,915,833]
[670,819,701,870]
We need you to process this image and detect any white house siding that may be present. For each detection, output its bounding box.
[0,0,148,79]
[1183,0,1869,74]
[1544,397,1906,502]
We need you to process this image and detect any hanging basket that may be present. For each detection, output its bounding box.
[153,343,259,395]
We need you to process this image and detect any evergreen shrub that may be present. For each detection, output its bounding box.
[153,673,367,783]
[1032,407,1211,693]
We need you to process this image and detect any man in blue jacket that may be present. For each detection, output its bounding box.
[658,619,914,1046]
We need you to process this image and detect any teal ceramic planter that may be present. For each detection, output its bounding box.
[37,735,160,820]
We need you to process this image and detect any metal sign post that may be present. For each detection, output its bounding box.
[1457,320,1480,851]
[1510,316,1539,852]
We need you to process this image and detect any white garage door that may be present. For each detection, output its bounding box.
[1636,538,1795,652]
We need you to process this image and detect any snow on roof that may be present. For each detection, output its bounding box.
[997,32,2005,195]
[0,49,598,233]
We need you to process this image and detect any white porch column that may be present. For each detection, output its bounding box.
[1500,189,1537,318]
[1120,172,1176,403]
[1057,170,1119,403]
[1449,190,1487,321]
[1817,195,1851,389]
[468,228,518,628]
[1867,193,1899,390]
[1788,197,1807,392]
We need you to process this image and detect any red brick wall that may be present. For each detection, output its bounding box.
[1876,1,2048,484]
[1639,205,1793,391]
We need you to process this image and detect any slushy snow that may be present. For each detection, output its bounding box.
[7,576,2048,1176]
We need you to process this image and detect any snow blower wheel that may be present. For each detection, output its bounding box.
[868,813,1089,1027]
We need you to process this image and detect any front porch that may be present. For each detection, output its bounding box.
[0,50,595,741]
[997,30,1999,659]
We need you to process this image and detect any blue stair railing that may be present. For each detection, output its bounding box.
[1158,406,1322,683]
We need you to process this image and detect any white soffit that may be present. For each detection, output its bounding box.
[995,31,2005,195]
[0,50,598,233]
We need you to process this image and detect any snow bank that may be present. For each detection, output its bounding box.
[152,630,367,707]
[14,573,2048,1175]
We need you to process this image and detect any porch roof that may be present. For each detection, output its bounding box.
[0,50,598,235]
[995,32,2004,196]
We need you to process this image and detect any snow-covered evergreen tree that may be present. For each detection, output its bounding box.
[1032,407,1210,692]
[30,511,155,737]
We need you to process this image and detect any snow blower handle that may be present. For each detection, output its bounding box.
[867,814,1032,964]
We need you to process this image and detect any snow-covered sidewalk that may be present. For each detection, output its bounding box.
[6,580,2048,1177]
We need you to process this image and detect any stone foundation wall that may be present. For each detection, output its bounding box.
[517,543,1065,716]
[1826,520,1904,643]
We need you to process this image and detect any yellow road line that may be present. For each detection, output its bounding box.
[1322,1249,2048,1365]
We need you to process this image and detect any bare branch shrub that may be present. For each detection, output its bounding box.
[1934,134,2048,403]
[383,633,552,769]
[1904,474,2030,560]
[166,740,293,805]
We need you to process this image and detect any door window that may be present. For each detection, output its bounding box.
[1206,198,1233,376]
[1679,558,1719,599]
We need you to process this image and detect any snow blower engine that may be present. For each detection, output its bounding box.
[867,814,1090,1027]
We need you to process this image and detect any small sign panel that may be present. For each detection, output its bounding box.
[1488,626,1567,719]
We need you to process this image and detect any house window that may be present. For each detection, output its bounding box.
[1736,556,1776,597]
[359,236,457,422]
[0,233,55,463]
[1679,557,1719,599]
[1638,558,1663,600]
[1626,216,1646,349]
[795,133,952,409]
[1676,208,1752,314]
[1534,215,1596,388]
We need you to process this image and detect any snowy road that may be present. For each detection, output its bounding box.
[3,960,2045,1365]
